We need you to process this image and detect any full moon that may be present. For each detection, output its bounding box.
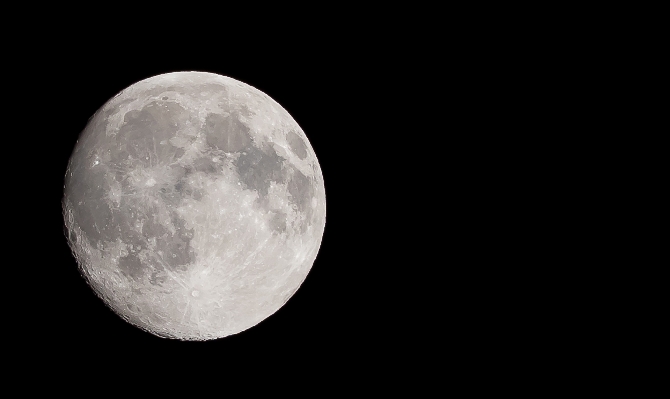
[62,72,326,340]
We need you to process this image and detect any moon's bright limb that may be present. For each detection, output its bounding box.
[62,72,326,340]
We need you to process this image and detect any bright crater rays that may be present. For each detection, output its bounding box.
[62,72,326,340]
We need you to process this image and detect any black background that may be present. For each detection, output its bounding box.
[4,7,620,392]
[6,10,573,390]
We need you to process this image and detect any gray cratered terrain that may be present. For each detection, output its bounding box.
[62,72,326,340]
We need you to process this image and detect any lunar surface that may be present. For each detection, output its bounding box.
[62,72,326,340]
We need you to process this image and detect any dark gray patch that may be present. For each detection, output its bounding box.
[172,214,195,242]
[104,98,134,119]
[286,130,308,160]
[173,147,186,159]
[253,195,272,212]
[64,161,141,247]
[162,165,205,203]
[116,174,138,198]
[156,234,194,270]
[67,161,170,251]
[204,113,251,152]
[121,228,147,251]
[287,169,313,212]
[155,215,195,270]
[108,201,143,242]
[149,271,167,286]
[287,168,316,234]
[191,157,219,174]
[110,149,130,165]
[116,101,188,166]
[158,184,183,207]
[173,178,203,201]
[235,143,286,197]
[118,253,144,280]
[236,104,254,118]
[174,180,185,193]
[156,164,205,206]
[65,174,114,245]
[168,164,189,178]
[141,209,168,238]
[268,211,287,234]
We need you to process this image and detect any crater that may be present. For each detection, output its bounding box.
[67,228,78,244]
[286,130,308,160]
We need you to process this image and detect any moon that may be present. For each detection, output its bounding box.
[62,71,326,340]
